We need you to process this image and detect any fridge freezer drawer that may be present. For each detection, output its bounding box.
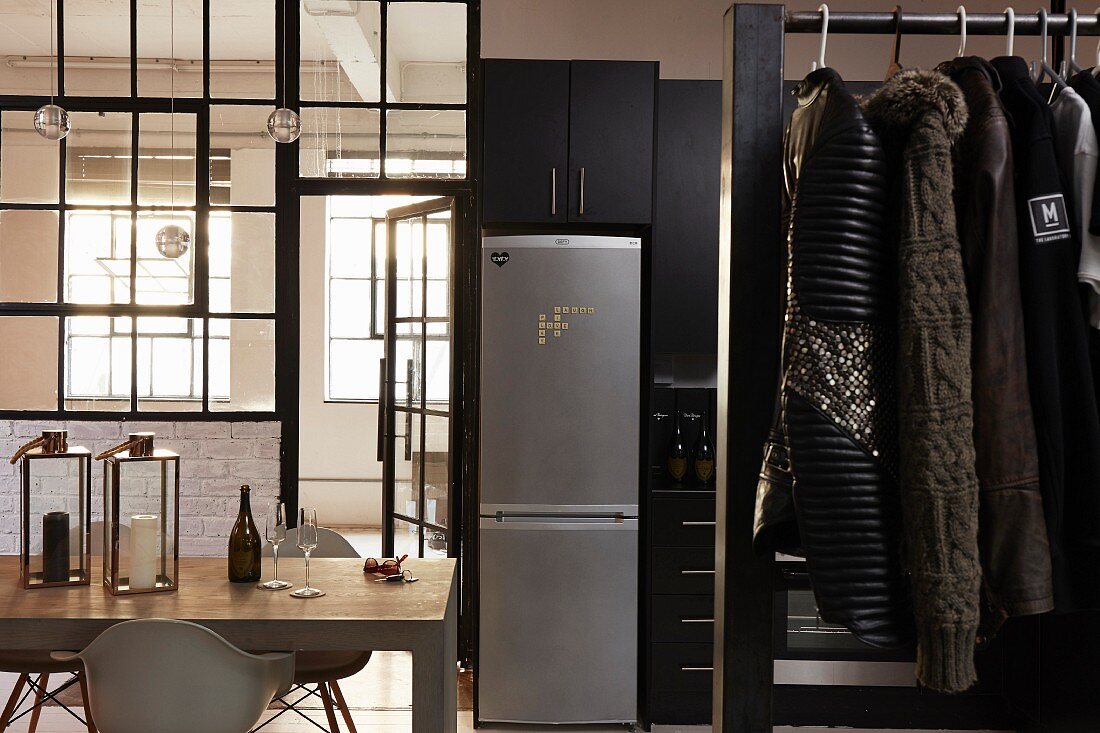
[478,518,638,724]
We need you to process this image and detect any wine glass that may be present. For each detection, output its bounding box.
[290,507,324,598]
[258,502,292,590]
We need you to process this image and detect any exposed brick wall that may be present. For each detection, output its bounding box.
[0,421,281,556]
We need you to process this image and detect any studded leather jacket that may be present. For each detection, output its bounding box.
[754,68,913,649]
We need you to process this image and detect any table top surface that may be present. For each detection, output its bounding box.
[0,556,457,624]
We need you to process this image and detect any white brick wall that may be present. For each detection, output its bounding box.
[0,420,281,557]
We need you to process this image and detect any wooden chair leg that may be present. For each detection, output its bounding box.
[26,673,48,733]
[0,673,29,730]
[327,679,357,733]
[318,682,341,733]
[77,672,96,733]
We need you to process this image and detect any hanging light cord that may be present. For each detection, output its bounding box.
[281,0,288,109]
[170,0,175,214]
[49,0,56,103]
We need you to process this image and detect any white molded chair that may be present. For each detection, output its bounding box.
[259,527,369,733]
[53,619,294,733]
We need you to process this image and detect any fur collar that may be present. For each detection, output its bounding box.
[862,69,968,142]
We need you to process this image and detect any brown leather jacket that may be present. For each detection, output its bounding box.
[937,57,1054,624]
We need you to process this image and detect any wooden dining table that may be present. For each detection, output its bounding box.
[0,556,458,733]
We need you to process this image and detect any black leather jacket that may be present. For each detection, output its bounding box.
[755,68,913,648]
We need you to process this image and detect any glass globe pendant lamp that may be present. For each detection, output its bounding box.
[267,2,301,144]
[267,107,301,144]
[35,0,69,141]
[155,224,190,259]
[34,104,70,141]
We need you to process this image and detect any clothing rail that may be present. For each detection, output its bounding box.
[786,10,1100,35]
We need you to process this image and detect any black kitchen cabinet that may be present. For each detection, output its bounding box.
[481,59,657,225]
[481,60,570,223]
[652,79,722,354]
[567,61,656,224]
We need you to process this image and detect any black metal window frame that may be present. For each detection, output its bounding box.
[0,0,280,421]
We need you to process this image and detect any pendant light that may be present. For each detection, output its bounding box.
[268,0,301,143]
[156,0,190,260]
[34,0,69,140]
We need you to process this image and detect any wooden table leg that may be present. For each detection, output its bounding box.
[77,672,96,733]
[0,673,28,729]
[328,679,357,733]
[411,577,457,733]
[319,683,341,733]
[27,673,48,733]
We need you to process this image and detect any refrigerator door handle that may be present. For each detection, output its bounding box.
[681,520,716,527]
[680,569,716,575]
[480,515,638,531]
[551,167,557,216]
[579,167,585,214]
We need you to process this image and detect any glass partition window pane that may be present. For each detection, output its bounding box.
[137,316,201,411]
[138,113,197,206]
[209,212,275,313]
[65,316,132,412]
[300,107,380,178]
[0,316,58,410]
[64,0,131,96]
[209,318,275,411]
[0,211,59,303]
[2,111,60,203]
[135,212,194,305]
[300,0,381,103]
[0,0,54,96]
[386,2,466,104]
[210,2,275,99]
[423,414,450,531]
[66,113,132,205]
[385,110,465,179]
[210,106,276,206]
[328,338,383,401]
[137,0,203,97]
[65,211,130,304]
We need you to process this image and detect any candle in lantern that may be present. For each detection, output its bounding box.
[130,514,159,589]
[42,511,70,583]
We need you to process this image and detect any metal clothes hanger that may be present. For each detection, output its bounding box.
[1032,8,1068,90]
[811,3,829,71]
[1005,7,1015,56]
[956,6,968,57]
[885,5,904,80]
[1060,8,1084,76]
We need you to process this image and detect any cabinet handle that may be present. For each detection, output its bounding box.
[681,618,715,624]
[579,167,585,214]
[681,666,714,672]
[551,167,557,216]
[682,520,716,527]
[680,569,716,575]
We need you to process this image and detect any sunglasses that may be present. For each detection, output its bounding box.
[363,554,409,576]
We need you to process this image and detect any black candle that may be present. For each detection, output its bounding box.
[42,511,70,583]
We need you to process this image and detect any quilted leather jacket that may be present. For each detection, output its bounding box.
[754,68,914,649]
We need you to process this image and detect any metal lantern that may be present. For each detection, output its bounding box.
[267,108,301,144]
[34,103,70,141]
[95,432,180,595]
[9,430,91,589]
[155,224,191,259]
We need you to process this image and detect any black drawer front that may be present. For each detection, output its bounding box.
[650,642,713,691]
[652,595,715,643]
[649,690,712,725]
[651,547,716,594]
[651,498,716,546]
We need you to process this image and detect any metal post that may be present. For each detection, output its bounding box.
[714,4,785,732]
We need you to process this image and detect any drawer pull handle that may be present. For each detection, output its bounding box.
[681,521,716,527]
[681,666,714,672]
[681,618,714,624]
[680,569,716,575]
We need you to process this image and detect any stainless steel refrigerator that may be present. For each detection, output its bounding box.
[478,234,640,725]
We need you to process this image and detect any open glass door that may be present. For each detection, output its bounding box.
[380,197,456,558]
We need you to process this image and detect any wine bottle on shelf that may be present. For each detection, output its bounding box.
[667,411,688,484]
[228,484,262,583]
[692,410,715,485]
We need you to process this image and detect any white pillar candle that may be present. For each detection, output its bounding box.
[130,514,159,590]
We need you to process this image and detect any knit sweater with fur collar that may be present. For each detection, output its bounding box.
[862,69,981,694]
